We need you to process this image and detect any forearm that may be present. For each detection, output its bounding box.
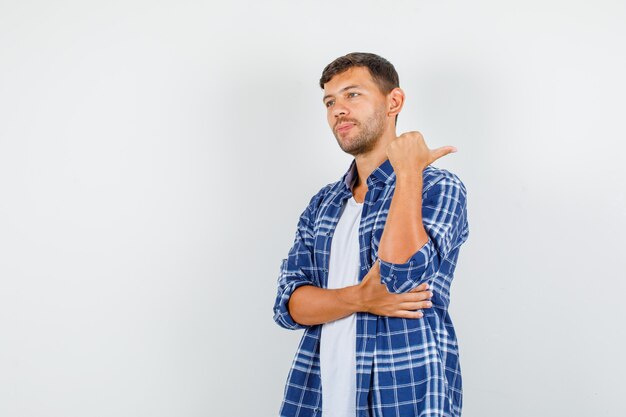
[288,284,364,326]
[378,171,429,263]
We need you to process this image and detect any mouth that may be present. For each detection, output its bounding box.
[336,123,355,133]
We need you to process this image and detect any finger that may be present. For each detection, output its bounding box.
[430,146,457,162]
[403,291,434,302]
[392,310,424,319]
[402,291,430,302]
[398,300,433,310]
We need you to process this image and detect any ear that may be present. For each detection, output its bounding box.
[387,87,405,118]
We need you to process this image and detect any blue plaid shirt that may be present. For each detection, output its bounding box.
[273,157,470,417]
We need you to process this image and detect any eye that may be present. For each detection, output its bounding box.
[348,92,359,98]
[325,100,334,108]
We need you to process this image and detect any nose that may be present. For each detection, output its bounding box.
[331,100,349,119]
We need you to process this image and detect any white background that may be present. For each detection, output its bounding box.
[1,1,625,416]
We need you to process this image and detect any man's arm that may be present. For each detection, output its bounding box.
[377,171,428,264]
[273,188,328,330]
[376,132,467,294]
[288,284,362,326]
[376,173,469,294]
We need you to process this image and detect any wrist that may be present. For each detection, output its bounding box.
[336,284,366,314]
[395,171,424,194]
[395,169,424,184]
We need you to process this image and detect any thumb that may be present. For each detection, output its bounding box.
[430,146,457,162]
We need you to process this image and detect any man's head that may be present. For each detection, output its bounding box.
[319,52,404,156]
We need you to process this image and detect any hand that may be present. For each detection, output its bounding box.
[357,260,433,319]
[385,131,457,174]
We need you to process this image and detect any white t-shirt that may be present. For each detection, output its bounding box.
[320,194,363,417]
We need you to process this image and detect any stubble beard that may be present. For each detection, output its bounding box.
[334,107,386,157]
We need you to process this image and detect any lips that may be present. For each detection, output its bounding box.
[336,122,355,133]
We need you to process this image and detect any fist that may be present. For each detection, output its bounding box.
[385,131,457,174]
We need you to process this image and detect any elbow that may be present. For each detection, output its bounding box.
[287,296,303,326]
[286,288,313,327]
[378,237,440,293]
[273,292,309,331]
[273,306,304,330]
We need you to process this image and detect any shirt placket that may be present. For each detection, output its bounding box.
[355,180,383,416]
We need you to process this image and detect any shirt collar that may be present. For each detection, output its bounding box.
[341,157,396,193]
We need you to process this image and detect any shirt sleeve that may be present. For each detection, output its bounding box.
[377,173,469,294]
[272,192,323,330]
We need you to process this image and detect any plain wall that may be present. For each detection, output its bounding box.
[1,1,625,416]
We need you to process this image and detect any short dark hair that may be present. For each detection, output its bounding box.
[319,52,400,124]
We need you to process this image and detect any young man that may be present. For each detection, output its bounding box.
[273,52,470,417]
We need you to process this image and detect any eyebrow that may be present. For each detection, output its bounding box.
[322,85,362,103]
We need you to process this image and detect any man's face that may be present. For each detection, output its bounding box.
[322,66,389,156]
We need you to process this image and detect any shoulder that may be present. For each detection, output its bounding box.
[421,164,467,196]
[301,182,335,219]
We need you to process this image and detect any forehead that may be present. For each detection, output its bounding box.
[323,66,376,92]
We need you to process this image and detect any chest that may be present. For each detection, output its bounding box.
[312,186,393,288]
